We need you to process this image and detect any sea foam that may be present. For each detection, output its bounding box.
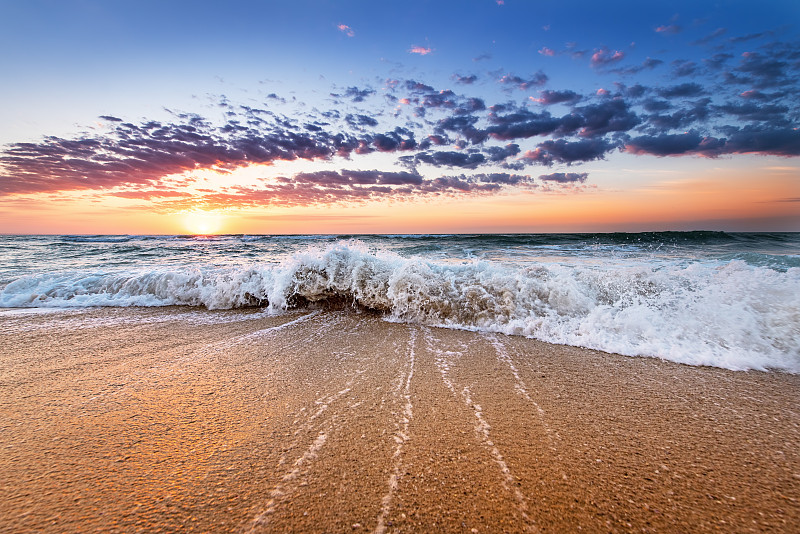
[1,241,798,372]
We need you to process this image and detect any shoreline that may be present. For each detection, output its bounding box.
[2,307,798,532]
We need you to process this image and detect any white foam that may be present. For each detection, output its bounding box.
[2,242,798,372]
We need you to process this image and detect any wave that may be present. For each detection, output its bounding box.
[1,242,798,372]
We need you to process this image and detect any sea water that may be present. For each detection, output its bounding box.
[1,232,798,372]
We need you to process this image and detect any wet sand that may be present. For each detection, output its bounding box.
[1,307,798,533]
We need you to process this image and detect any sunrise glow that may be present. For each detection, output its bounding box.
[182,211,225,235]
[0,1,797,234]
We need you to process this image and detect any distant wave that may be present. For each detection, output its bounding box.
[2,242,798,372]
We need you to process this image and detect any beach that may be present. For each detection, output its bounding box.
[1,306,798,533]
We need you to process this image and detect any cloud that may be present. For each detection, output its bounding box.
[733,50,795,88]
[590,48,625,67]
[522,138,616,166]
[538,172,588,183]
[624,131,714,156]
[529,90,582,105]
[729,30,776,44]
[657,82,705,98]
[690,27,727,46]
[498,71,548,91]
[409,45,433,55]
[480,99,638,142]
[645,98,712,131]
[453,73,478,85]
[624,127,800,157]
[337,24,355,37]
[484,143,521,162]
[655,24,682,35]
[703,52,733,71]
[345,114,379,128]
[538,47,556,57]
[671,59,698,77]
[643,98,672,112]
[3,58,798,204]
[716,102,790,123]
[485,109,563,140]
[415,150,486,169]
[341,86,376,102]
[573,99,640,137]
[611,57,663,76]
[371,127,418,152]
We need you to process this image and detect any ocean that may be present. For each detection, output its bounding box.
[1,232,798,372]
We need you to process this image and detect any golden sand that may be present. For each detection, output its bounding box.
[1,307,798,532]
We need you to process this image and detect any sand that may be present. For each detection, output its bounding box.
[1,306,798,533]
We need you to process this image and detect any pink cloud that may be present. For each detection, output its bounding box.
[590,48,625,67]
[337,24,355,37]
[408,45,433,55]
[538,47,555,57]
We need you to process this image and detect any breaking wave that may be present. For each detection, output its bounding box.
[1,242,798,372]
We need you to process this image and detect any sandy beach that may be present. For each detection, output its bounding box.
[1,306,798,533]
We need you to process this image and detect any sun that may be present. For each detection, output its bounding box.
[182,211,224,235]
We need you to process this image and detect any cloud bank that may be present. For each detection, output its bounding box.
[1,33,798,211]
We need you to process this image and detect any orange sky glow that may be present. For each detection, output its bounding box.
[1,156,796,235]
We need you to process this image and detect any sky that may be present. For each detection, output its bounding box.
[0,0,798,235]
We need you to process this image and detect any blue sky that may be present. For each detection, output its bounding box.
[1,0,798,233]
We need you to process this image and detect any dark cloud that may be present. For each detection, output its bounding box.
[415,150,486,169]
[611,57,663,76]
[484,143,521,162]
[643,98,671,112]
[624,131,713,156]
[624,127,800,157]
[531,90,582,105]
[734,50,795,88]
[478,172,531,184]
[573,99,640,137]
[453,74,478,85]
[657,82,706,98]
[99,115,123,122]
[405,80,436,93]
[621,84,649,98]
[485,109,563,140]
[523,138,616,166]
[294,169,423,186]
[333,86,376,102]
[723,125,800,156]
[434,114,487,144]
[345,114,379,128]
[671,59,698,77]
[716,102,790,123]
[421,89,457,109]
[538,172,588,183]
[456,98,486,114]
[499,71,548,91]
[703,52,733,70]
[690,27,727,46]
[729,30,776,44]
[371,127,417,152]
[645,98,712,131]
[480,99,638,142]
